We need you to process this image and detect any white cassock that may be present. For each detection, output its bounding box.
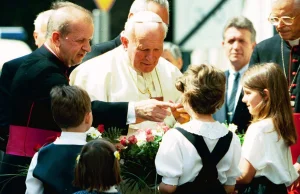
[70,46,182,132]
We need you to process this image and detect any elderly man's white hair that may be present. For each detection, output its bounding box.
[123,11,168,38]
[34,10,54,33]
[129,0,169,14]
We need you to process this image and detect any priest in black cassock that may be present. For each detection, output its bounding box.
[249,0,300,173]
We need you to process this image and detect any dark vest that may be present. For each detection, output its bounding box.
[33,144,83,194]
[174,127,233,194]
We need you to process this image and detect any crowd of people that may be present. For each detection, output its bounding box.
[0,0,299,193]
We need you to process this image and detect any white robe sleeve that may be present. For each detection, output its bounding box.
[25,152,44,194]
[155,129,183,185]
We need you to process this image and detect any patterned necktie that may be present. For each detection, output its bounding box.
[227,72,240,123]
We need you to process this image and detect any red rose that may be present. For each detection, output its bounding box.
[128,135,137,144]
[146,134,154,142]
[97,124,105,133]
[145,128,152,135]
[120,137,128,146]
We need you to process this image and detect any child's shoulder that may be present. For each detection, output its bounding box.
[247,118,273,134]
[249,119,273,129]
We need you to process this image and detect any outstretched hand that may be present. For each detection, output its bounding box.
[134,99,174,123]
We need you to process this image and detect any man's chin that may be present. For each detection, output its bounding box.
[279,32,292,40]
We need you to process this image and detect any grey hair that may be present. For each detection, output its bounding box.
[45,5,93,39]
[50,0,81,9]
[129,0,169,14]
[163,42,182,59]
[222,16,256,43]
[124,11,168,38]
[34,10,54,33]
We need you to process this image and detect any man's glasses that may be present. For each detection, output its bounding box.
[268,15,297,26]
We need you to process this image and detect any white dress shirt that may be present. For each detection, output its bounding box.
[227,64,249,113]
[155,119,241,186]
[242,118,299,186]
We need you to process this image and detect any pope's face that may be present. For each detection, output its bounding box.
[58,21,93,66]
[126,23,165,73]
[271,0,300,40]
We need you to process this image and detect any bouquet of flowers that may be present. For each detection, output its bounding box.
[87,123,170,192]
[117,123,170,192]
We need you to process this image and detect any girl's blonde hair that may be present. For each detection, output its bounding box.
[243,63,297,146]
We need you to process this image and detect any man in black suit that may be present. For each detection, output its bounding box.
[82,0,170,63]
[0,4,174,193]
[213,16,256,133]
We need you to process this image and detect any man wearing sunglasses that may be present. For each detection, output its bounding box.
[249,0,300,188]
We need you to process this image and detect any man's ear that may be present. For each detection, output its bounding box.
[128,13,134,19]
[252,42,256,49]
[52,32,61,47]
[33,32,38,46]
[120,34,129,49]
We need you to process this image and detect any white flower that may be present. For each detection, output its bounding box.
[228,124,238,133]
[86,127,102,139]
[152,129,164,137]
[136,140,146,147]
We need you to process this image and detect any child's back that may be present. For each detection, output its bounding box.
[26,85,93,194]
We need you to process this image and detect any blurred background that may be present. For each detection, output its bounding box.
[0,0,275,71]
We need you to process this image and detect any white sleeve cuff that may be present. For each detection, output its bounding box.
[225,177,236,186]
[162,177,179,186]
[126,102,136,124]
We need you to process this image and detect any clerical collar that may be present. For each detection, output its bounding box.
[288,38,300,47]
[44,43,59,58]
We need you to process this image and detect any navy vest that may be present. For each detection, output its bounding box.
[33,144,83,194]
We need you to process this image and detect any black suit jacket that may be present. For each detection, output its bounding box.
[0,55,29,149]
[213,71,251,133]
[9,45,128,132]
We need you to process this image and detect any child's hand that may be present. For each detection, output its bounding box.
[170,102,190,124]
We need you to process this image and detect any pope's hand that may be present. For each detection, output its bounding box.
[134,99,173,123]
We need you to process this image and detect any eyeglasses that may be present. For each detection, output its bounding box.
[268,15,297,26]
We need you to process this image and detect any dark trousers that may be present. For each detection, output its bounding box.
[236,176,287,194]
